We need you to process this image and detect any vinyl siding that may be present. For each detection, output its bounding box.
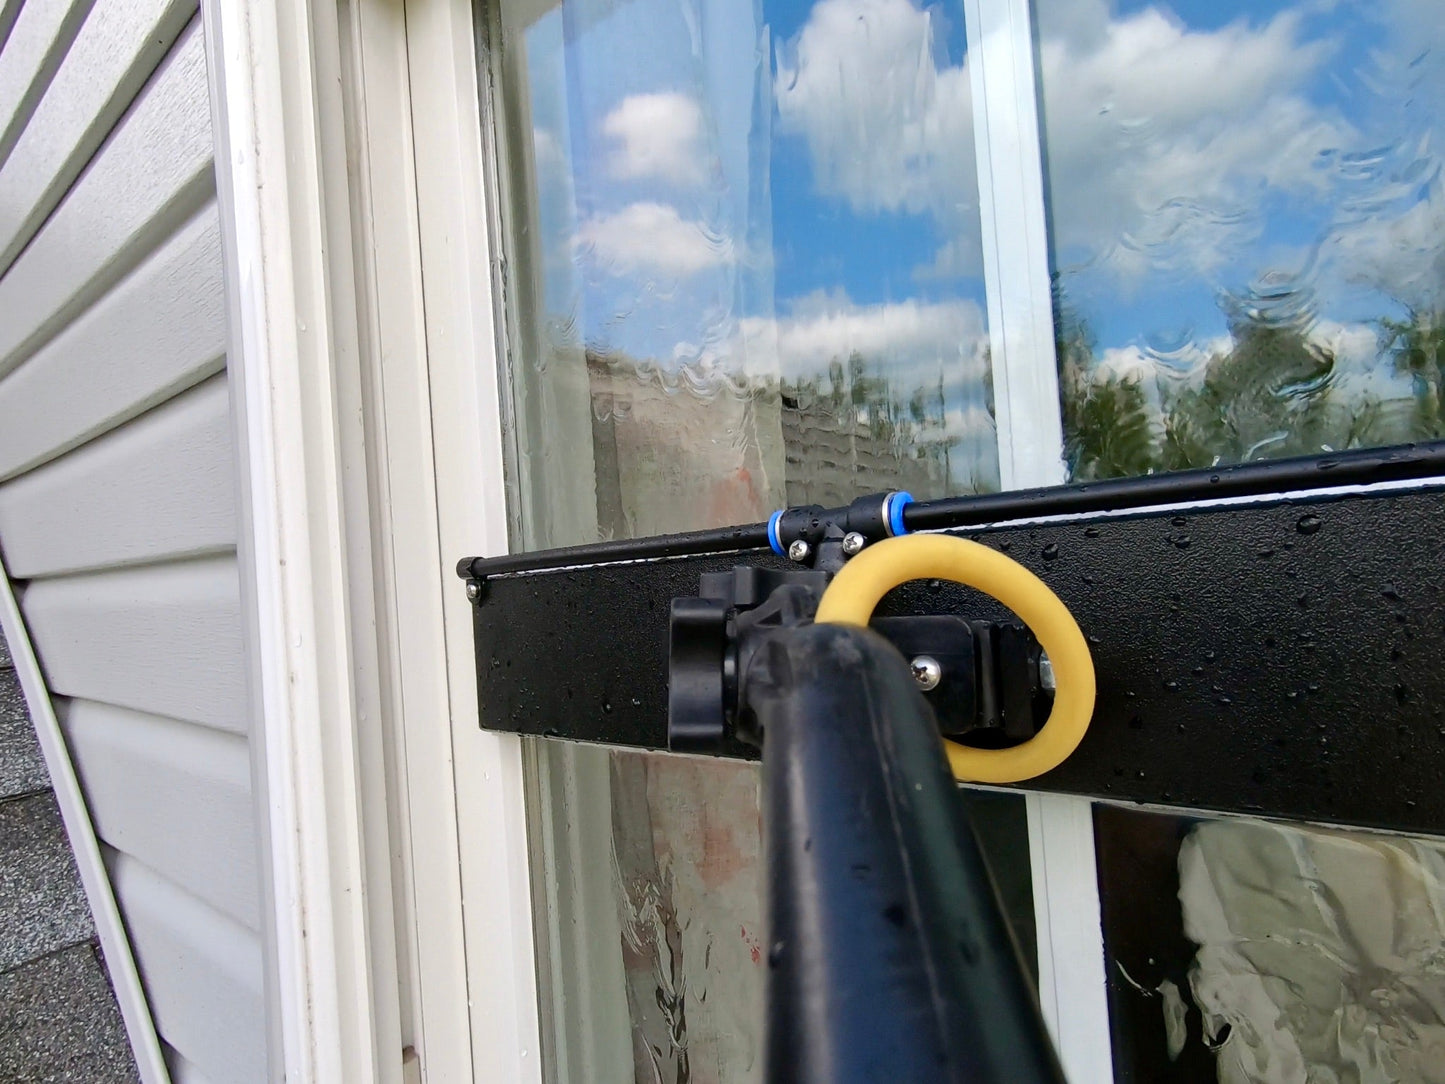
[0,4,264,1080]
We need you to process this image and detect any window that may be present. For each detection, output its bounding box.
[475,1,1445,1080]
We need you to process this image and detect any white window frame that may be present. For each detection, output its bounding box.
[204,0,399,1078]
[348,0,1116,1080]
[205,0,540,1080]
[963,1,1113,1079]
[336,0,546,1080]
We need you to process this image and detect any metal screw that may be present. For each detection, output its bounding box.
[910,655,942,691]
[465,580,482,602]
[787,539,811,563]
[842,532,866,556]
[1038,653,1056,691]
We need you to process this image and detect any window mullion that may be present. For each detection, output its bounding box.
[963,2,1113,1080]
[965,0,1065,490]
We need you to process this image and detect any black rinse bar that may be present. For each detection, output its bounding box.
[457,440,1445,581]
[468,485,1445,835]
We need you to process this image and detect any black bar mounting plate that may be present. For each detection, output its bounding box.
[471,485,1445,836]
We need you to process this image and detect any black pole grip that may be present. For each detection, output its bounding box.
[742,623,1067,1084]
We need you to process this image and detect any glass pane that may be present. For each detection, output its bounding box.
[1094,804,1445,1082]
[1034,0,1445,480]
[485,3,1031,1079]
[492,0,1001,555]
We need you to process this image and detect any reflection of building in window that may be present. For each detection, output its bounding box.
[586,350,984,540]
[586,352,786,540]
[779,392,947,508]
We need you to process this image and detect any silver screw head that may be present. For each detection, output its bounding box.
[1038,653,1056,691]
[465,580,482,602]
[787,538,811,562]
[910,655,943,691]
[842,532,866,556]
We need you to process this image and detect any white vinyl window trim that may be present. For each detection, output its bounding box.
[204,0,412,1079]
[207,0,550,1080]
[962,1,1114,1080]
[367,0,546,1080]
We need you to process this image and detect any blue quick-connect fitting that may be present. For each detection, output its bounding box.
[767,510,786,556]
[886,491,914,537]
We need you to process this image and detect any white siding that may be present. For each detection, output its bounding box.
[0,5,265,1080]
[0,15,212,375]
[20,557,248,735]
[0,375,236,575]
[0,0,91,160]
[0,204,226,482]
[59,697,257,929]
[0,0,195,271]
[107,849,266,1084]
[0,3,23,60]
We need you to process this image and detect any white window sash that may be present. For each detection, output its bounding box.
[962,0,1114,1079]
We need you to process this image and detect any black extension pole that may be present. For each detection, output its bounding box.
[741,623,1067,1084]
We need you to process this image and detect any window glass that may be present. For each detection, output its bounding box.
[486,3,1032,1080]
[1034,0,1445,480]
[1095,804,1445,1082]
[494,0,1001,556]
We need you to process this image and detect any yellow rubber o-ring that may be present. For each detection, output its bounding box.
[814,534,1095,784]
